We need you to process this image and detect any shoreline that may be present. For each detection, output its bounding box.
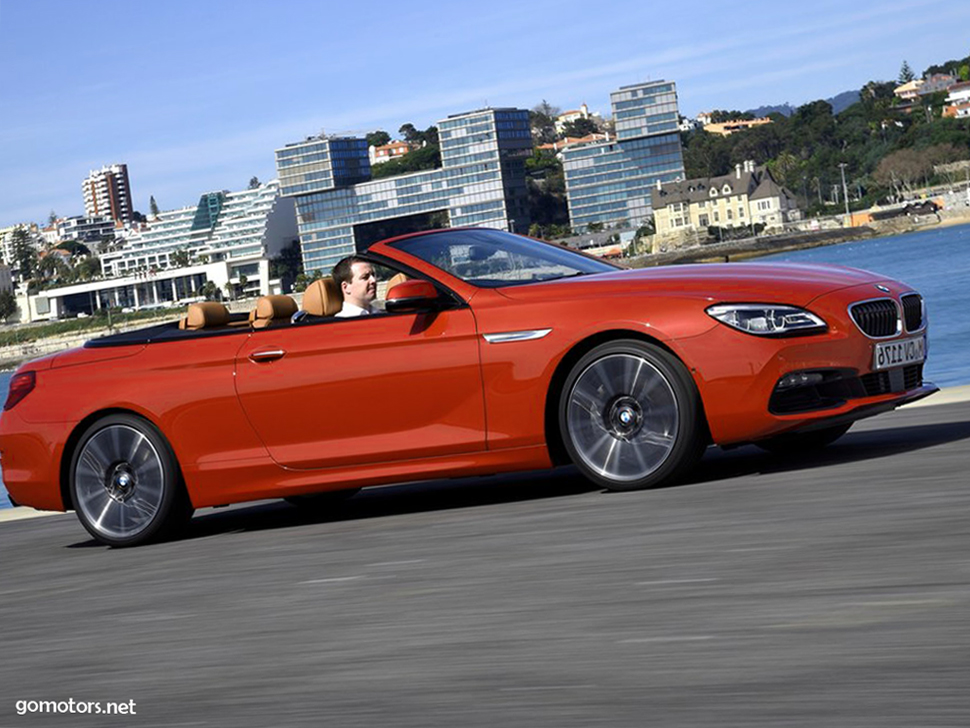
[627,212,970,268]
[3,214,970,370]
[4,382,969,523]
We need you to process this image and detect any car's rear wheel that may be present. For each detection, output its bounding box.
[70,414,193,547]
[755,423,852,454]
[559,340,706,491]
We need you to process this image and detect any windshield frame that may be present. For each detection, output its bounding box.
[387,229,621,288]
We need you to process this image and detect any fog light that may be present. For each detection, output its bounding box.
[776,371,825,390]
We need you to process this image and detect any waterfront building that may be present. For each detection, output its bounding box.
[13,181,298,321]
[101,180,297,291]
[82,164,134,225]
[652,160,801,246]
[277,108,532,272]
[561,80,685,232]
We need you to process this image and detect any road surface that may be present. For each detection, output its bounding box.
[2,400,969,727]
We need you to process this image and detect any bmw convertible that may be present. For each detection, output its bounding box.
[0,228,936,546]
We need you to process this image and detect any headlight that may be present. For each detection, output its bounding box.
[706,304,827,336]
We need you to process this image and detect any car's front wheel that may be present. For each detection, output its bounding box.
[559,340,707,491]
[69,414,193,547]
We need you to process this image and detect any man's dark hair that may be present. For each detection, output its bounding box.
[331,256,368,288]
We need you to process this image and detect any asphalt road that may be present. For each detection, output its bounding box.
[2,401,969,727]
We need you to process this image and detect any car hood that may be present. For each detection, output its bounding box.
[498,262,890,307]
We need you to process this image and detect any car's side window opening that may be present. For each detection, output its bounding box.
[285,261,421,326]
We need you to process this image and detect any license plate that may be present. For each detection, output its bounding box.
[873,335,925,371]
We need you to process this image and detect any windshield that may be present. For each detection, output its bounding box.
[390,229,619,287]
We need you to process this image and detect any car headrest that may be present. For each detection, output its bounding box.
[182,302,231,330]
[249,295,298,328]
[302,277,343,316]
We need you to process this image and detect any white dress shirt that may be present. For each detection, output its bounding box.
[334,302,374,318]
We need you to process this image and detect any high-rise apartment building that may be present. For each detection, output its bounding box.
[562,80,685,232]
[276,107,532,272]
[82,163,134,225]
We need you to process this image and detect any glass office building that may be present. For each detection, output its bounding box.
[562,80,685,231]
[276,108,532,273]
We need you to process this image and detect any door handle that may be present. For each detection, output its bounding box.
[249,349,286,363]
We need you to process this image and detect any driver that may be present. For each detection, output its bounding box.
[331,256,379,317]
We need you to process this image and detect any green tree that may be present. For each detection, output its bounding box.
[561,117,599,138]
[150,196,160,217]
[248,176,261,190]
[74,256,102,281]
[397,123,438,146]
[399,123,420,144]
[370,144,441,179]
[530,100,559,145]
[898,60,915,83]
[170,248,191,268]
[366,130,391,148]
[10,226,37,280]
[0,290,17,321]
[48,210,58,227]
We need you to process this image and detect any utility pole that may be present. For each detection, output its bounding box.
[838,163,850,224]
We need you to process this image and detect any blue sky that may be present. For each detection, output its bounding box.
[1,0,968,229]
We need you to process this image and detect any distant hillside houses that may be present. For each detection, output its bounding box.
[368,140,419,165]
[652,161,801,246]
[702,117,773,136]
[943,80,970,118]
[554,103,602,134]
[894,73,961,112]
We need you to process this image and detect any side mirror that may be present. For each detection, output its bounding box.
[384,279,441,313]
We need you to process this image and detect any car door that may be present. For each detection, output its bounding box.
[233,307,486,470]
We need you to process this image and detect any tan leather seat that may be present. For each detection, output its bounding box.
[301,277,343,316]
[386,272,409,290]
[249,295,298,328]
[179,301,231,330]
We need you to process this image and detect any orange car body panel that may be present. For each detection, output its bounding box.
[0,231,935,513]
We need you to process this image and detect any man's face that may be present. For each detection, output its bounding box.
[343,261,377,308]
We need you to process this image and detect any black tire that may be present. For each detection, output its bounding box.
[755,423,852,455]
[284,488,361,510]
[69,414,193,547]
[559,340,707,491]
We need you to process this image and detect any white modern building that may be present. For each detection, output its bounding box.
[27,180,298,320]
[102,181,296,280]
[56,215,119,246]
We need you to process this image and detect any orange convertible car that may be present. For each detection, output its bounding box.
[0,229,936,546]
